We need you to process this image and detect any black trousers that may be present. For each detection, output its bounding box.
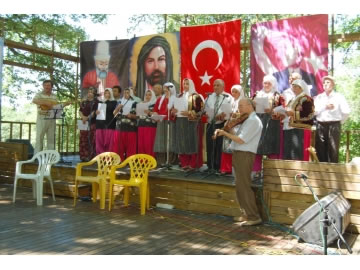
[315,121,341,163]
[206,122,224,170]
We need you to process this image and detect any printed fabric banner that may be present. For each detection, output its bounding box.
[250,14,328,97]
[180,20,241,97]
[80,39,129,100]
[128,33,180,100]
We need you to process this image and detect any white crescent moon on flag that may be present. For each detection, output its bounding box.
[192,40,223,71]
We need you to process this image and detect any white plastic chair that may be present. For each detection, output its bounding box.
[13,150,60,206]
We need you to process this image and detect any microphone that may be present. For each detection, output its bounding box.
[297,173,308,179]
[222,94,229,98]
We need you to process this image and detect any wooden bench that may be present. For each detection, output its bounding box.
[263,159,360,233]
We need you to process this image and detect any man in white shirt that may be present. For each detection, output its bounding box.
[204,79,232,172]
[314,75,351,163]
[215,98,263,226]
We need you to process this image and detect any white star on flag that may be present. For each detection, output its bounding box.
[199,71,213,86]
[304,50,327,74]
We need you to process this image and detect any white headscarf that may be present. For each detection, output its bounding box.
[292,79,310,96]
[144,89,156,105]
[263,74,278,93]
[103,88,114,101]
[231,84,245,112]
[164,82,177,109]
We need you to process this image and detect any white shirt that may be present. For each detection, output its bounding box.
[230,111,263,153]
[282,88,295,106]
[205,93,232,124]
[314,91,350,123]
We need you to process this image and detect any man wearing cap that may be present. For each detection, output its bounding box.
[314,75,351,163]
[82,41,120,100]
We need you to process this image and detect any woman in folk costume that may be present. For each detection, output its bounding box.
[173,78,204,170]
[79,87,99,161]
[112,88,138,160]
[137,90,157,157]
[252,75,282,178]
[153,82,177,167]
[219,85,245,175]
[283,79,314,160]
[95,88,117,154]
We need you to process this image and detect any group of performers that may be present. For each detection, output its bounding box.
[34,74,350,227]
[77,73,351,176]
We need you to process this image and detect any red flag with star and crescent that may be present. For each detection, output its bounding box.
[180,20,241,96]
[250,14,328,97]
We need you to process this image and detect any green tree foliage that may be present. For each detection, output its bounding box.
[1,14,108,105]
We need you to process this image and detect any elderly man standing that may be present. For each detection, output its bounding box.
[204,79,232,173]
[314,75,351,163]
[215,98,263,226]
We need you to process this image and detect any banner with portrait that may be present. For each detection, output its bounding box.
[80,39,129,99]
[250,14,328,97]
[128,33,180,100]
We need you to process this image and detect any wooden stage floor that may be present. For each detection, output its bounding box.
[1,184,360,255]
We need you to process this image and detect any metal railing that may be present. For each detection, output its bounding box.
[0,120,79,154]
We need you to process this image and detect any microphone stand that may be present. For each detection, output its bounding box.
[294,174,352,255]
[202,94,227,179]
[58,105,72,165]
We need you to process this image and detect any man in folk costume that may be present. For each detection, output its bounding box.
[220,85,246,175]
[79,87,98,161]
[112,88,138,160]
[252,75,282,179]
[173,78,204,170]
[204,79,232,172]
[153,82,177,167]
[314,75,351,163]
[82,41,120,100]
[137,90,157,157]
[283,79,314,160]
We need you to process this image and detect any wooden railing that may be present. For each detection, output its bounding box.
[1,120,359,161]
[0,120,79,154]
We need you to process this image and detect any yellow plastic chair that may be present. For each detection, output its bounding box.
[73,152,121,209]
[108,154,157,215]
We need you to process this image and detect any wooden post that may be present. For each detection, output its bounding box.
[346,130,350,163]
[50,31,55,82]
[73,39,80,153]
[331,15,335,75]
[164,14,167,33]
[242,22,248,95]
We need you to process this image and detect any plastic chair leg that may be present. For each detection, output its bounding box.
[73,180,78,206]
[124,186,130,206]
[47,176,56,201]
[92,183,98,203]
[32,181,37,199]
[13,176,18,203]
[99,180,106,210]
[108,182,113,211]
[146,184,150,210]
[36,177,43,206]
[140,184,147,215]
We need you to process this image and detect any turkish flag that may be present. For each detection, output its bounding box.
[250,14,328,97]
[180,20,241,97]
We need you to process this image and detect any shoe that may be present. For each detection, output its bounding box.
[233,216,247,222]
[239,218,262,226]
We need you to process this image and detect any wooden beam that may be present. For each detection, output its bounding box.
[4,39,79,63]
[3,60,52,73]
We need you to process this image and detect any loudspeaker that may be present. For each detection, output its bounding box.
[292,191,351,246]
